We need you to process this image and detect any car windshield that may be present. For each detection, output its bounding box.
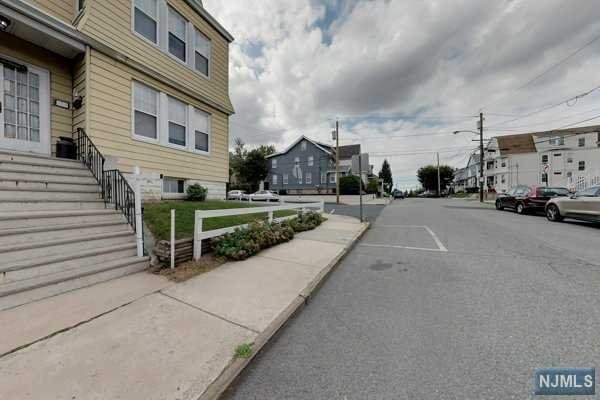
[576,186,599,197]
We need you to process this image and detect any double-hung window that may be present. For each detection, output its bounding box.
[167,96,186,146]
[321,173,326,184]
[192,108,210,152]
[308,156,314,166]
[272,175,278,185]
[283,174,288,185]
[194,29,211,77]
[133,81,158,140]
[306,172,312,184]
[134,0,158,44]
[272,159,277,168]
[168,6,187,62]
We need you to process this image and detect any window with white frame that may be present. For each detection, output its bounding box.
[167,96,187,146]
[272,159,277,168]
[272,174,278,185]
[308,155,313,166]
[306,172,312,184]
[329,173,335,183]
[301,141,307,151]
[133,0,158,43]
[549,137,556,145]
[283,174,288,185]
[298,172,302,184]
[558,136,565,145]
[132,80,212,155]
[321,172,326,184]
[579,161,585,171]
[578,137,585,147]
[132,1,212,79]
[294,156,300,164]
[168,6,187,62]
[163,177,184,193]
[192,108,209,152]
[194,29,210,77]
[133,81,158,140]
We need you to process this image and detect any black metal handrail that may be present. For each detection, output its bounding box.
[103,169,136,231]
[75,128,137,233]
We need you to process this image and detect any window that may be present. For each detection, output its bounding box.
[294,157,300,165]
[192,108,209,152]
[501,161,506,168]
[271,159,277,168]
[163,177,184,193]
[168,6,187,62]
[306,172,312,184]
[298,172,302,184]
[567,172,572,178]
[133,81,158,140]
[329,174,335,183]
[167,96,186,146]
[283,174,288,185]
[553,171,562,175]
[134,0,158,43]
[553,153,561,157]
[567,157,573,163]
[578,161,585,171]
[558,136,565,145]
[541,173,548,183]
[76,0,85,12]
[541,155,548,163]
[194,29,210,77]
[549,137,556,145]
[578,137,585,147]
[501,175,505,183]
[272,175,278,185]
[301,141,307,151]
[321,173,326,184]
[308,156,314,166]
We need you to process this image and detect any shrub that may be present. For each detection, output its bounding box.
[186,184,207,201]
[212,212,324,260]
[366,179,379,194]
[339,175,362,195]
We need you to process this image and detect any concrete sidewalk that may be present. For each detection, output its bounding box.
[0,214,367,400]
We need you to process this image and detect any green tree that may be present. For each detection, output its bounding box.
[256,144,276,158]
[378,159,393,193]
[239,149,268,192]
[339,175,362,195]
[417,165,455,193]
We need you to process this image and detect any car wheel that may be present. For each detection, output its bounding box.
[516,202,525,214]
[495,200,504,210]
[546,204,563,222]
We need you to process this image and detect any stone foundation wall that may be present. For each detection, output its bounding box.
[123,172,226,202]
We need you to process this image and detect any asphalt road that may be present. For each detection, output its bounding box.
[223,198,600,400]
[324,203,386,222]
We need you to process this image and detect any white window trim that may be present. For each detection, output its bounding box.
[131,80,212,157]
[272,174,278,185]
[308,155,313,166]
[131,1,211,81]
[306,172,312,184]
[272,159,277,168]
[283,174,288,185]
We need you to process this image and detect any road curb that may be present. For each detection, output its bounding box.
[195,220,370,400]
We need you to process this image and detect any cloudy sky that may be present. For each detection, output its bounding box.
[204,0,600,189]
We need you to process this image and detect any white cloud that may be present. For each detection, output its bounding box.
[204,0,600,188]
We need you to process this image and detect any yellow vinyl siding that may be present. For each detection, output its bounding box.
[80,0,232,112]
[27,0,75,23]
[87,50,228,182]
[72,51,87,132]
[0,32,73,153]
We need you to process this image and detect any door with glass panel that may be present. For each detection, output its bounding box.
[0,59,50,154]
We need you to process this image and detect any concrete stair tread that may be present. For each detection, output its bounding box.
[0,256,149,298]
[0,209,118,221]
[0,159,87,171]
[0,149,82,165]
[0,243,138,273]
[0,178,98,186]
[0,220,127,237]
[0,166,93,178]
[0,186,100,194]
[0,230,134,254]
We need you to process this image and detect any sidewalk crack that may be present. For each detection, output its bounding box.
[159,292,260,334]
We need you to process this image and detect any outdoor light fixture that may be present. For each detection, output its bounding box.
[0,15,10,31]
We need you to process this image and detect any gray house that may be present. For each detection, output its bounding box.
[265,136,360,194]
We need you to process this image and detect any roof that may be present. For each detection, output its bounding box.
[336,144,361,160]
[496,133,536,155]
[528,124,600,138]
[266,135,334,158]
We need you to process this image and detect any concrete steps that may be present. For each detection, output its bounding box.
[0,150,148,307]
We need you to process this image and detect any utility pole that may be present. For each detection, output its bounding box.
[479,112,484,203]
[436,152,441,197]
[358,153,363,222]
[335,119,340,204]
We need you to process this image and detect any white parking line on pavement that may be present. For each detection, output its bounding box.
[362,225,448,252]
[330,209,336,214]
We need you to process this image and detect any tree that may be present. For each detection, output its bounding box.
[239,149,268,192]
[339,175,362,195]
[417,165,455,193]
[229,138,247,187]
[256,144,276,158]
[378,159,393,193]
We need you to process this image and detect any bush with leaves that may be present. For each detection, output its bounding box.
[212,212,324,261]
[186,184,207,201]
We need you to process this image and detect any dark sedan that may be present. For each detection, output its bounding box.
[495,185,570,214]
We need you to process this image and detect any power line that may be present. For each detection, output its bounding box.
[482,31,600,110]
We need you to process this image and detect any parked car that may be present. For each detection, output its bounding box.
[545,185,600,223]
[495,185,570,214]
[393,190,404,199]
[249,190,280,202]
[227,190,248,201]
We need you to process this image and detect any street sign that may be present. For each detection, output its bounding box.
[542,164,550,173]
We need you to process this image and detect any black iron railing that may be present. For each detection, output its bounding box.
[103,169,136,231]
[75,128,137,233]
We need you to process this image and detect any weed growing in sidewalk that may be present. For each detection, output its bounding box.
[234,343,253,358]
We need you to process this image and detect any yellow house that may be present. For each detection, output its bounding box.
[0,0,234,200]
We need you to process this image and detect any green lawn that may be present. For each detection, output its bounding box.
[143,200,296,241]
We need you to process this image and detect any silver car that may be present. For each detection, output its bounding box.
[249,190,280,202]
[227,190,248,201]
[545,185,600,223]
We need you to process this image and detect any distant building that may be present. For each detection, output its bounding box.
[265,135,364,194]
